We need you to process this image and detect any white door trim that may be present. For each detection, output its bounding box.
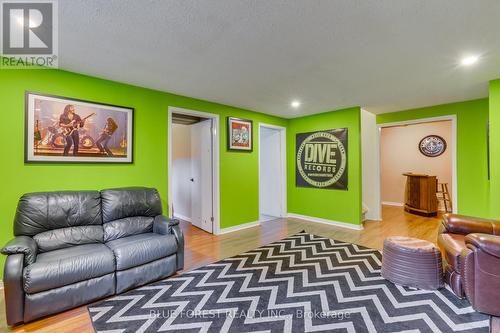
[258,123,287,218]
[375,115,458,215]
[168,107,221,234]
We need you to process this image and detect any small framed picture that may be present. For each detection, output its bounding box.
[25,91,134,163]
[227,117,253,151]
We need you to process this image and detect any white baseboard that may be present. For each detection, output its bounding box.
[0,280,3,289]
[287,213,363,231]
[173,213,192,223]
[382,201,404,207]
[218,220,260,235]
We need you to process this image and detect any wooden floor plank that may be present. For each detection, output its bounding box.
[1,205,498,332]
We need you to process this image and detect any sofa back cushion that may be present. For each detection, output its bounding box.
[101,187,162,241]
[14,191,103,252]
[34,226,104,253]
[102,216,154,242]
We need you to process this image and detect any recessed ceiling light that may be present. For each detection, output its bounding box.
[461,55,479,66]
[291,100,301,108]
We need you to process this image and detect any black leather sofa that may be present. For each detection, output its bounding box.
[1,187,184,325]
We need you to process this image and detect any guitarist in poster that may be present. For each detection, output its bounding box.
[96,117,118,156]
[59,104,94,156]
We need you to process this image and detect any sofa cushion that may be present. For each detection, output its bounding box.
[105,233,177,271]
[438,233,466,273]
[103,216,154,242]
[34,225,104,253]
[23,243,114,294]
[101,187,162,223]
[14,191,102,237]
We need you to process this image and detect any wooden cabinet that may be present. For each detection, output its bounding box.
[403,173,437,217]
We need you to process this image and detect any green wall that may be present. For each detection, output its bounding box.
[377,99,490,218]
[287,107,363,226]
[490,80,500,219]
[0,68,287,274]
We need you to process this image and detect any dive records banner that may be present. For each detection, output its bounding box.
[296,128,348,190]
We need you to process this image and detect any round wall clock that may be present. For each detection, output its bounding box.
[419,135,447,157]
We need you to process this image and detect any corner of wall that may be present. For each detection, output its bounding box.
[489,79,500,218]
[361,109,381,221]
[286,106,363,226]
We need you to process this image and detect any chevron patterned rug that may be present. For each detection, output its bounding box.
[88,232,490,333]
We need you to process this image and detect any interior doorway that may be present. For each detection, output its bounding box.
[259,123,287,222]
[168,107,220,234]
[377,116,457,220]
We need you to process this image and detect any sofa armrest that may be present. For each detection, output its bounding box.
[1,236,37,265]
[439,213,499,236]
[465,233,500,258]
[3,254,26,325]
[153,215,184,270]
[153,215,179,235]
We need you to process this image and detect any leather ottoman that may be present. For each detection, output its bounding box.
[382,236,444,290]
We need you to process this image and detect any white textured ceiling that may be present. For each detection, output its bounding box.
[58,0,500,117]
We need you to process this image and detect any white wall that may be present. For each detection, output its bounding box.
[259,127,282,217]
[361,109,381,220]
[380,120,452,210]
[172,123,192,221]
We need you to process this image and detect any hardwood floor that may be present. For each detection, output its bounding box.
[1,205,497,332]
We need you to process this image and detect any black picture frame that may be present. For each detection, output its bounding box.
[25,91,134,164]
[227,117,253,152]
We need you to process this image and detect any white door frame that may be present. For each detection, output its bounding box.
[168,107,221,234]
[375,115,458,215]
[258,123,287,218]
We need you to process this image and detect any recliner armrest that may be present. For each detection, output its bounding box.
[1,236,37,265]
[153,215,179,235]
[465,233,500,258]
[3,254,26,325]
[153,215,184,270]
[440,213,499,236]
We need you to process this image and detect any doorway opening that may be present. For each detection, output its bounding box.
[377,116,456,221]
[168,107,220,234]
[259,123,287,222]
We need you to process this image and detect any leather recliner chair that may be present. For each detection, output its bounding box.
[1,187,184,325]
[437,213,500,316]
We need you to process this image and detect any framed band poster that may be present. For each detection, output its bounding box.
[227,117,253,151]
[296,128,348,190]
[25,92,133,163]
